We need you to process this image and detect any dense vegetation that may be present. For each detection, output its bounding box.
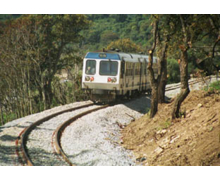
[0,14,220,125]
[0,15,89,125]
[81,15,152,51]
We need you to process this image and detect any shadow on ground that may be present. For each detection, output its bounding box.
[124,94,173,115]
[0,144,17,165]
[123,95,151,114]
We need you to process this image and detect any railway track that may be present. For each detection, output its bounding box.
[14,75,216,166]
[15,102,108,166]
[54,105,108,166]
[165,76,214,91]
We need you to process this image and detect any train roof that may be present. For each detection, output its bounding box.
[85,51,157,63]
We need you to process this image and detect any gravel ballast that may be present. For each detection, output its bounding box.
[61,96,151,166]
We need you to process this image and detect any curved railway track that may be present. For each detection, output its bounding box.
[15,102,109,166]
[14,76,216,166]
[54,105,108,166]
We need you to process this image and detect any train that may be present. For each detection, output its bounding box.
[82,50,158,103]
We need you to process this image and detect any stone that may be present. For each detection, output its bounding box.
[170,135,180,144]
[197,103,203,108]
[154,147,163,155]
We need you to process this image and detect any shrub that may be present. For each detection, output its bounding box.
[167,58,180,84]
[205,80,220,92]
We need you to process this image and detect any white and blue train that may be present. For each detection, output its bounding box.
[82,50,158,103]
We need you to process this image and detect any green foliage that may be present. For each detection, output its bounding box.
[0,14,20,21]
[0,112,17,126]
[81,14,152,50]
[167,58,180,84]
[167,57,199,84]
[163,118,172,129]
[204,80,220,92]
[0,15,89,125]
[100,30,119,45]
[107,38,144,53]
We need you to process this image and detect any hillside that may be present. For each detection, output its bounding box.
[121,90,220,165]
[81,14,152,51]
[0,14,20,21]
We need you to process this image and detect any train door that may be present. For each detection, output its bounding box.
[132,63,135,89]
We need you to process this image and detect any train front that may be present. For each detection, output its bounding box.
[82,52,121,103]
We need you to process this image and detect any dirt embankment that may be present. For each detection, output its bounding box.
[122,90,220,166]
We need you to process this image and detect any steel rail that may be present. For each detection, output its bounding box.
[54,104,109,166]
[17,102,94,166]
[165,76,213,92]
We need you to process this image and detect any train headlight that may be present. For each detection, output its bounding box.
[85,76,90,81]
[107,77,117,83]
[90,77,94,81]
[112,77,117,83]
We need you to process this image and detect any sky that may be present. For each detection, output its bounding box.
[1,0,219,14]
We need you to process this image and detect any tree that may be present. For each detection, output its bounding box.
[24,14,90,108]
[100,30,119,44]
[147,18,159,118]
[109,14,128,23]
[171,15,193,119]
[205,15,220,75]
[107,38,143,53]
[208,15,220,59]
[149,14,220,119]
[0,15,90,124]
[147,15,171,117]
[167,58,180,83]
[156,15,172,103]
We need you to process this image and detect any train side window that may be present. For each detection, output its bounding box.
[135,63,140,75]
[86,60,96,75]
[135,64,138,75]
[142,63,145,75]
[132,63,135,76]
[126,63,130,76]
[121,60,125,78]
[145,60,147,75]
[144,62,146,75]
[145,64,147,75]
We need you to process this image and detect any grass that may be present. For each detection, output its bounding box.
[0,112,17,126]
[204,80,220,92]
[157,118,172,131]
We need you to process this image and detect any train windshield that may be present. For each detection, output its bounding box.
[100,61,118,76]
[86,60,96,75]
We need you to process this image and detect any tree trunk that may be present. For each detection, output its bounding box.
[148,62,159,118]
[147,19,159,118]
[171,14,191,119]
[158,43,168,103]
[44,80,53,109]
[150,82,159,117]
[155,17,170,104]
[171,50,190,119]
[158,68,167,103]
